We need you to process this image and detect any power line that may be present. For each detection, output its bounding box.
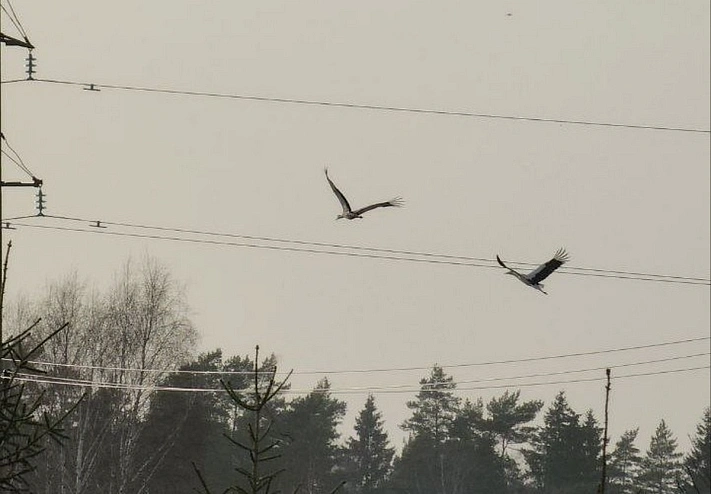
[1,149,33,178]
[5,77,708,134]
[9,365,710,395]
[3,0,28,39]
[1,149,23,170]
[11,354,707,393]
[350,366,711,395]
[0,5,23,38]
[0,214,38,222]
[0,133,36,178]
[8,335,709,377]
[35,214,711,283]
[425,351,711,389]
[5,218,709,286]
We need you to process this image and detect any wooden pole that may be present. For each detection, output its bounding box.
[599,368,611,494]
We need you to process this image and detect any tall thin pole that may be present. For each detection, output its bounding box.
[599,368,611,494]
[1,25,5,344]
[1,18,36,343]
[0,242,9,344]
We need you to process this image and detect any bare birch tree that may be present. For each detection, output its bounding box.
[7,255,197,493]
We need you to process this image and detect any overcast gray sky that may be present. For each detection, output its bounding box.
[1,1,709,451]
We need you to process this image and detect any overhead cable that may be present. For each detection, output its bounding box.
[15,351,709,393]
[8,335,709,377]
[34,214,711,283]
[4,77,708,134]
[0,133,36,178]
[9,365,710,395]
[7,220,710,286]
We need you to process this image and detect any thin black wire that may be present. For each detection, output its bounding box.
[22,77,711,135]
[5,0,28,39]
[1,134,35,177]
[12,213,711,284]
[8,222,711,286]
[10,221,501,269]
[0,149,23,169]
[1,150,33,178]
[0,79,27,84]
[370,365,711,395]
[1,214,40,222]
[303,336,711,375]
[7,335,709,377]
[0,3,23,38]
[444,351,711,387]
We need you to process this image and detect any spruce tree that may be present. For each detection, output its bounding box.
[580,409,603,486]
[638,419,683,494]
[275,378,347,492]
[681,407,710,493]
[346,394,394,492]
[608,428,642,494]
[523,391,599,493]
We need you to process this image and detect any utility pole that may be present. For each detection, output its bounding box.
[598,368,612,494]
[1,21,36,342]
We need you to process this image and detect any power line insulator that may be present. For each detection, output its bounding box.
[35,187,45,216]
[25,50,36,80]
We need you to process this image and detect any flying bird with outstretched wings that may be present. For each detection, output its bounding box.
[496,248,570,294]
[325,168,403,220]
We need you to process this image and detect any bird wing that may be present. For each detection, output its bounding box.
[526,248,570,284]
[324,168,352,214]
[496,255,509,269]
[351,197,404,216]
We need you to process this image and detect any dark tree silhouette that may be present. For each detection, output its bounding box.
[608,428,642,494]
[344,394,394,491]
[1,243,83,491]
[638,419,683,494]
[194,345,292,494]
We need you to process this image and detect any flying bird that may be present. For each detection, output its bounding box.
[496,248,570,295]
[325,168,403,220]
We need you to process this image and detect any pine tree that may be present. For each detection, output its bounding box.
[345,395,394,492]
[484,390,543,458]
[447,399,508,493]
[143,350,233,493]
[481,390,543,489]
[638,419,683,494]
[392,368,507,494]
[608,428,642,494]
[393,366,461,494]
[401,365,460,443]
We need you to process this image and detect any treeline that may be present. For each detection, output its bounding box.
[148,357,708,494]
[3,259,709,493]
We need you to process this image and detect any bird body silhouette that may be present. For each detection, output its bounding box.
[325,168,403,220]
[496,249,570,294]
